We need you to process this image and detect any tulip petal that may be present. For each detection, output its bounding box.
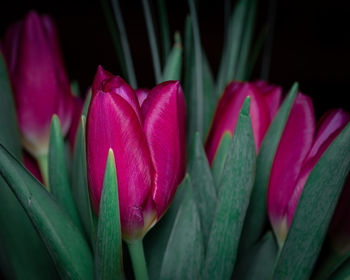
[135,88,149,107]
[93,66,143,124]
[285,109,350,227]
[205,82,270,163]
[143,81,186,218]
[267,93,315,233]
[86,92,153,237]
[254,81,282,121]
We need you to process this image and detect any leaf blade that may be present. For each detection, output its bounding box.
[204,98,256,279]
[95,149,123,280]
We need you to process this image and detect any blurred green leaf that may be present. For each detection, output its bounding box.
[184,15,215,148]
[188,132,217,244]
[157,0,171,64]
[160,176,204,280]
[330,256,350,280]
[271,123,350,280]
[95,149,123,280]
[0,53,21,159]
[233,231,278,280]
[49,115,83,232]
[239,83,298,256]
[144,176,188,280]
[236,0,257,81]
[162,32,182,82]
[187,0,204,140]
[0,144,94,279]
[216,0,251,96]
[71,117,97,248]
[0,53,58,279]
[142,0,162,83]
[211,132,232,190]
[204,98,256,279]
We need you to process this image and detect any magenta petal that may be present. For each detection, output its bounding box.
[86,91,153,237]
[92,65,114,94]
[205,82,270,163]
[143,81,186,218]
[267,93,315,232]
[135,88,149,107]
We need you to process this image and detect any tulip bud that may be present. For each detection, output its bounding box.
[86,66,186,241]
[205,81,282,163]
[268,102,350,245]
[2,11,74,158]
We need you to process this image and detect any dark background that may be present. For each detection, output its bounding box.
[0,0,349,119]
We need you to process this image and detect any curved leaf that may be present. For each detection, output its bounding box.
[0,144,94,279]
[204,98,256,279]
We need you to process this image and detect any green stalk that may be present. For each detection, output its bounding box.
[188,0,204,139]
[127,240,149,280]
[141,0,162,83]
[157,0,171,64]
[110,0,137,88]
[37,154,50,190]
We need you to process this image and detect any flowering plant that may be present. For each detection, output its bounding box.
[0,1,349,280]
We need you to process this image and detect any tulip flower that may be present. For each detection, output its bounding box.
[86,66,186,241]
[205,81,282,163]
[2,11,74,158]
[267,98,350,246]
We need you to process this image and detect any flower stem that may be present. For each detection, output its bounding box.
[37,154,50,191]
[127,239,149,280]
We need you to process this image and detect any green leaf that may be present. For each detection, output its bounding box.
[162,32,182,82]
[188,132,217,244]
[157,0,171,64]
[239,83,298,255]
[233,231,278,280]
[144,176,188,280]
[330,256,350,280]
[71,117,97,247]
[49,115,83,232]
[0,144,94,280]
[0,53,21,159]
[211,132,232,190]
[160,176,204,280]
[271,123,350,280]
[204,98,256,279]
[187,0,204,140]
[141,0,162,83]
[82,90,92,117]
[215,0,251,96]
[0,53,58,279]
[95,149,123,280]
[184,15,215,147]
[235,0,257,81]
[202,53,216,138]
[109,0,137,88]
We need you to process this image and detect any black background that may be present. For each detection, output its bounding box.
[0,0,349,119]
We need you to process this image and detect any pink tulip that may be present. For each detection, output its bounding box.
[267,101,350,245]
[205,81,282,164]
[86,66,186,240]
[2,11,73,157]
